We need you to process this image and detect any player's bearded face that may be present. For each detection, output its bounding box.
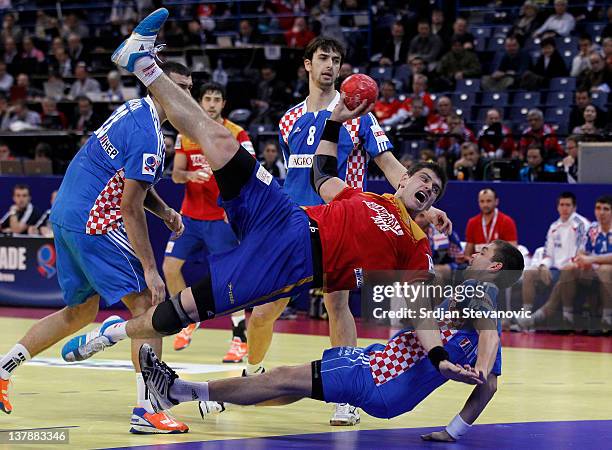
[201,91,225,121]
[306,49,341,88]
[397,169,441,214]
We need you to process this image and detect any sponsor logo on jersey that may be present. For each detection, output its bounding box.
[190,153,209,170]
[256,165,273,185]
[142,153,161,176]
[354,268,364,288]
[98,133,119,159]
[363,201,404,236]
[288,154,314,169]
[370,123,390,153]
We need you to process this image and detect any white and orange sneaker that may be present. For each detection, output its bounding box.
[129,407,189,434]
[0,378,12,414]
[173,323,198,351]
[222,338,248,363]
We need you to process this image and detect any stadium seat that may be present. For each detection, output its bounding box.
[591,91,609,110]
[492,24,511,37]
[471,26,492,39]
[561,50,574,69]
[393,64,410,86]
[476,107,491,123]
[556,36,577,54]
[513,91,541,107]
[481,92,509,107]
[369,66,393,82]
[456,78,481,93]
[474,38,487,52]
[549,77,576,91]
[486,37,505,52]
[508,106,530,122]
[544,107,570,126]
[452,92,477,111]
[546,91,573,107]
[585,23,605,43]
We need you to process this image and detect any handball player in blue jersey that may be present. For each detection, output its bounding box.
[0,59,192,434]
[247,37,409,425]
[139,240,524,443]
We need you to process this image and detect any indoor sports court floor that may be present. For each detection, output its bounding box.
[1,307,611,449]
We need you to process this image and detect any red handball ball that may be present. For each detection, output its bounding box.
[340,74,379,110]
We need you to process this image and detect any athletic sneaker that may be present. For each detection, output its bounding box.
[241,366,265,377]
[173,323,198,351]
[222,338,248,363]
[129,407,188,434]
[61,315,125,362]
[198,401,226,419]
[111,8,168,72]
[0,378,11,414]
[139,344,179,412]
[330,403,360,426]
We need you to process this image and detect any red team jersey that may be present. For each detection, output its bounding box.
[175,119,254,221]
[306,187,434,292]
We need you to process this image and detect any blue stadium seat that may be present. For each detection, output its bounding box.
[486,36,505,52]
[591,92,609,111]
[476,107,492,122]
[369,66,393,82]
[471,27,492,39]
[481,92,509,107]
[561,50,574,69]
[456,78,481,93]
[556,36,577,54]
[474,38,487,52]
[452,92,477,111]
[508,106,530,122]
[549,77,576,91]
[585,23,605,43]
[544,107,570,125]
[546,91,573,106]
[493,25,511,37]
[393,64,410,85]
[513,91,541,107]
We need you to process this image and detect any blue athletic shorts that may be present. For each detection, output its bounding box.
[208,162,315,316]
[52,223,145,307]
[165,216,238,261]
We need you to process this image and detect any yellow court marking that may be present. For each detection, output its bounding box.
[0,317,611,449]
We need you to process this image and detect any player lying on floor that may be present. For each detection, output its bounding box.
[139,240,524,442]
[63,8,478,385]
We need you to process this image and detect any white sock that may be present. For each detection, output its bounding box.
[136,373,155,413]
[133,56,163,87]
[246,362,264,375]
[0,344,31,380]
[170,379,209,403]
[104,322,128,343]
[562,307,574,323]
[231,313,245,328]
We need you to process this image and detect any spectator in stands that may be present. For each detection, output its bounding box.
[0,140,13,161]
[43,69,66,101]
[569,89,606,131]
[288,65,308,103]
[285,17,315,49]
[50,46,72,78]
[520,192,590,327]
[338,62,354,84]
[435,113,476,162]
[519,108,564,159]
[560,135,579,183]
[396,97,428,133]
[66,33,87,66]
[571,33,595,77]
[1,12,22,43]
[311,0,345,47]
[2,36,19,72]
[602,6,612,40]
[533,0,575,38]
[0,184,43,235]
[520,37,568,90]
[430,9,453,50]
[482,36,532,91]
[382,75,433,127]
[20,36,45,74]
[451,17,474,50]
[408,20,442,67]
[34,10,60,42]
[380,21,408,66]
[464,188,518,258]
[477,108,517,158]
[61,13,89,39]
[250,65,289,125]
[603,37,612,66]
[104,70,127,102]
[519,146,559,182]
[236,19,264,46]
[28,190,57,237]
[400,56,431,93]
[260,140,286,179]
[69,62,101,99]
[10,73,43,102]
[374,80,402,122]
[184,19,207,47]
[3,98,40,130]
[40,97,68,130]
[34,142,52,163]
[571,105,602,136]
[0,93,8,127]
[437,35,481,89]
[512,1,541,45]
[426,95,453,134]
[72,95,101,132]
[578,51,612,93]
[0,60,13,92]
[453,141,486,181]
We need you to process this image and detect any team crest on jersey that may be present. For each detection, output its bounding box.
[190,153,209,169]
[142,153,161,176]
[363,201,404,236]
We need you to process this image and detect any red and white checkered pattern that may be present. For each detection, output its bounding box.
[279,104,306,144]
[86,169,125,235]
[343,117,364,189]
[368,319,457,386]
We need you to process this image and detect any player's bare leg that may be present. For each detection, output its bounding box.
[596,265,612,329]
[558,266,578,327]
[246,298,290,373]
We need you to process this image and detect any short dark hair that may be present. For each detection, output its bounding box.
[578,32,593,42]
[159,61,191,77]
[417,19,430,27]
[558,191,576,206]
[595,195,612,208]
[491,240,525,288]
[199,82,226,101]
[13,184,30,195]
[406,161,448,200]
[576,88,590,97]
[303,37,345,63]
[527,145,544,157]
[540,37,556,48]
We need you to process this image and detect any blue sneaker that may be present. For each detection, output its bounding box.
[111,8,169,72]
[61,315,124,362]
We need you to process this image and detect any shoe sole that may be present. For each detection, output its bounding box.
[129,425,187,434]
[0,404,11,414]
[222,357,245,363]
[329,418,360,426]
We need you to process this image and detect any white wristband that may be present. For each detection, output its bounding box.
[445,414,472,440]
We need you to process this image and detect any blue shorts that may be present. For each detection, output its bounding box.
[208,163,315,315]
[165,217,238,261]
[52,223,145,307]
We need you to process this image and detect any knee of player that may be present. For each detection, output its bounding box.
[151,294,193,336]
[249,307,281,328]
[596,264,612,280]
